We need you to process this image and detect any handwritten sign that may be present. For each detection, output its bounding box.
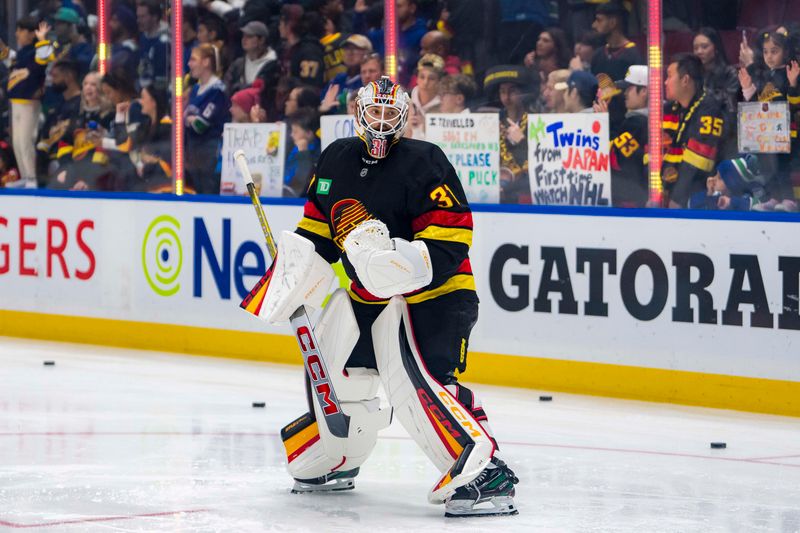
[527,113,611,206]
[321,115,356,151]
[220,122,286,196]
[738,101,791,154]
[425,113,500,203]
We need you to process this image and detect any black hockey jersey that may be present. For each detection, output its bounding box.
[295,136,475,304]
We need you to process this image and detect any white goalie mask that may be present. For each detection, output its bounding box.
[355,76,409,159]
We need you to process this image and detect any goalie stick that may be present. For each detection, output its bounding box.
[234,150,350,439]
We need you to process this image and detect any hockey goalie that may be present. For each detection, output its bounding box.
[243,77,518,518]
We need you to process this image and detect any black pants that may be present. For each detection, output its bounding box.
[185,140,221,194]
[346,290,479,383]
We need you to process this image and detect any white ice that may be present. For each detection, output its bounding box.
[1,336,799,532]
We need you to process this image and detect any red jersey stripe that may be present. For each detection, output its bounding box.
[411,210,473,233]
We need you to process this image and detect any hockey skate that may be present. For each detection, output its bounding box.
[291,467,360,494]
[444,458,519,517]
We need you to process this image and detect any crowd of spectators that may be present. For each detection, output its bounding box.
[0,0,799,211]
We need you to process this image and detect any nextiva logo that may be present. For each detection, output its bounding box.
[142,215,266,300]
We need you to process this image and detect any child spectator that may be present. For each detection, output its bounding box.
[688,155,768,211]
[563,70,598,113]
[284,109,320,197]
[543,69,570,113]
[230,80,264,123]
[185,43,230,194]
[408,54,444,139]
[738,30,799,211]
[7,17,55,188]
[609,65,649,208]
[284,84,320,119]
[438,74,477,114]
[0,141,21,187]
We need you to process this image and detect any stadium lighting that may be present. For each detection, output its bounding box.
[647,0,663,206]
[172,3,184,195]
[97,0,108,74]
[384,0,398,81]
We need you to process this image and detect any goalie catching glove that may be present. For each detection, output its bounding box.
[343,220,433,299]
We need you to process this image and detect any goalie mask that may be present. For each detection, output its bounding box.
[355,76,409,159]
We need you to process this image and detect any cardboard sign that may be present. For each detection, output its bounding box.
[527,113,611,206]
[425,113,501,204]
[738,101,791,154]
[320,115,356,151]
[220,123,286,196]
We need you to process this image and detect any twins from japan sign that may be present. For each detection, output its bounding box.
[527,113,612,206]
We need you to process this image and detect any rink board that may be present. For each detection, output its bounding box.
[1,191,799,416]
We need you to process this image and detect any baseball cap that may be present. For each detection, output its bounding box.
[54,7,82,25]
[343,34,373,52]
[615,65,648,89]
[566,70,599,101]
[241,21,269,38]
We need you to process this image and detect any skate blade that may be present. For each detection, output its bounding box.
[291,478,355,494]
[444,496,518,518]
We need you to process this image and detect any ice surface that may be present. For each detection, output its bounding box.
[1,336,799,532]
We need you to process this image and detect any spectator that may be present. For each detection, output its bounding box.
[37,59,82,179]
[284,109,320,197]
[590,2,644,81]
[279,5,325,88]
[609,65,649,207]
[693,27,739,116]
[52,6,93,77]
[224,21,279,97]
[8,17,55,189]
[543,69,570,112]
[0,140,20,187]
[285,84,320,118]
[688,155,768,211]
[109,5,140,80]
[738,30,799,211]
[484,65,533,204]
[523,28,571,79]
[419,30,472,78]
[319,34,373,114]
[662,54,726,208]
[92,68,143,190]
[185,43,230,194]
[360,53,384,86]
[320,25,348,84]
[136,85,173,192]
[230,79,263,123]
[591,2,642,137]
[438,74,477,113]
[569,31,604,72]
[182,6,199,74]
[370,0,427,86]
[79,71,114,130]
[409,54,444,139]
[563,70,598,113]
[136,0,169,90]
[197,14,231,75]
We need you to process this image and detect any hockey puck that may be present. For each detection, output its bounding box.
[539,395,552,402]
[252,402,266,408]
[710,442,727,449]
[43,361,55,366]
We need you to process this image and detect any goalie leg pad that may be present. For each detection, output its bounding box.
[282,289,392,483]
[371,296,495,505]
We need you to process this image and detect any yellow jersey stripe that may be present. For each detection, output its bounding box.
[414,225,473,247]
[297,217,332,240]
[682,149,715,172]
